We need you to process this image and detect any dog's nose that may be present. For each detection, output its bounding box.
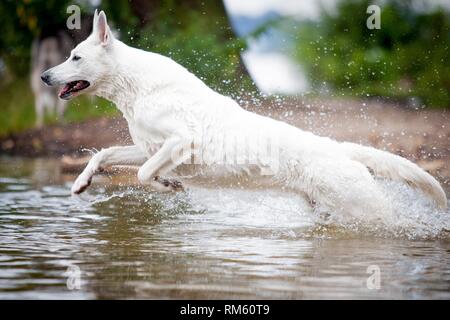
[41,72,51,85]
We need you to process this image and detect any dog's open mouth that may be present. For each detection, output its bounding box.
[59,80,90,100]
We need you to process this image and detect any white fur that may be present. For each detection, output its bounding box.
[43,11,447,217]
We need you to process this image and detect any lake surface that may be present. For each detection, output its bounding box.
[0,157,449,299]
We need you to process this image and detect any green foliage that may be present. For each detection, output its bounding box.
[135,4,252,96]
[295,0,450,107]
[0,78,35,135]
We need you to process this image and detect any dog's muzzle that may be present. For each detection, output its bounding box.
[40,72,52,86]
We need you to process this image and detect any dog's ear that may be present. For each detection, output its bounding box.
[93,10,113,47]
[92,9,99,28]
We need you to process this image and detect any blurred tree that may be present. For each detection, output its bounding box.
[295,0,450,108]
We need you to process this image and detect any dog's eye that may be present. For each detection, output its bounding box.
[72,55,81,61]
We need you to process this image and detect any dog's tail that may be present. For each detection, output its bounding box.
[341,142,447,209]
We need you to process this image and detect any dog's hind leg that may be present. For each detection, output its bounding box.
[296,158,392,222]
[137,137,191,192]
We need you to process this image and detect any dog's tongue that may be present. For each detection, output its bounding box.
[59,84,71,99]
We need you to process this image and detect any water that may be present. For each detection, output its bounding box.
[0,157,449,299]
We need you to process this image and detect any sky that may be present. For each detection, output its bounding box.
[224,0,335,20]
[223,0,320,94]
[241,51,308,95]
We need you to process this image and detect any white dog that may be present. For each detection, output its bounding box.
[41,11,447,219]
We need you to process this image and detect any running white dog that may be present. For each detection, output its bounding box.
[41,11,447,218]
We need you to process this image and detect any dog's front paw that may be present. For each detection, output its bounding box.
[71,174,92,195]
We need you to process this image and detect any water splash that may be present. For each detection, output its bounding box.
[91,181,450,241]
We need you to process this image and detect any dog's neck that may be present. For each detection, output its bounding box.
[93,42,137,118]
[94,42,172,120]
[96,72,139,119]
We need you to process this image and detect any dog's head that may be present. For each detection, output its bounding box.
[41,10,115,100]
